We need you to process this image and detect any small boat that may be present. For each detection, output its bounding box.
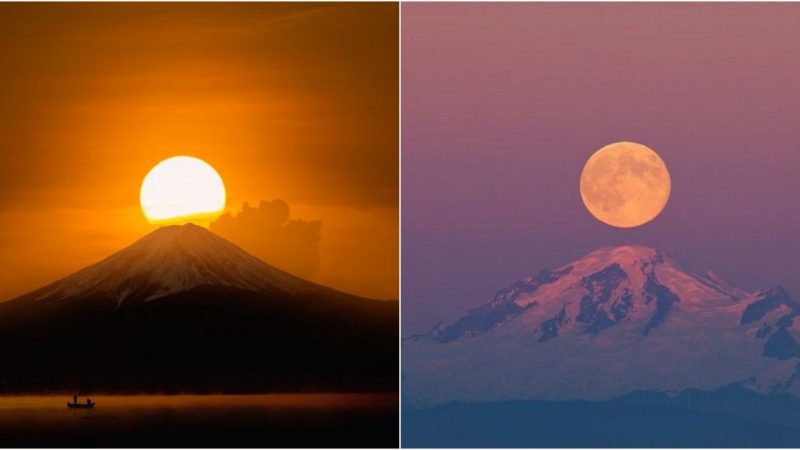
[67,400,95,409]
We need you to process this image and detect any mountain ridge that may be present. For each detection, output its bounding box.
[0,223,397,393]
[403,244,800,407]
[412,244,757,344]
[4,223,346,308]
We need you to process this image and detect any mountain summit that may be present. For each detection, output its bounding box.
[15,223,327,307]
[422,245,747,344]
[404,245,800,407]
[0,224,397,393]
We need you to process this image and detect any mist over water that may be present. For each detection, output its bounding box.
[0,393,398,447]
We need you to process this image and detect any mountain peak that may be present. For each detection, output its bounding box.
[569,244,668,275]
[428,244,748,344]
[582,244,679,268]
[404,248,800,407]
[142,222,217,240]
[142,222,237,248]
[152,222,207,233]
[14,224,324,307]
[587,244,660,258]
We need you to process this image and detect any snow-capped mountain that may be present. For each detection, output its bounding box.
[0,224,397,393]
[403,245,800,407]
[13,223,329,307]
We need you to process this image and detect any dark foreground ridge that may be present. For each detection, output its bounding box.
[402,387,800,448]
[0,224,398,394]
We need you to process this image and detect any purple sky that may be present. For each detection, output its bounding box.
[402,3,800,334]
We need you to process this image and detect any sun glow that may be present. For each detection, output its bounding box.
[140,156,226,224]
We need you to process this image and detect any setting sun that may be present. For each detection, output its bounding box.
[140,156,226,224]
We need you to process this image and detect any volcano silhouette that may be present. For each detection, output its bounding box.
[0,224,397,393]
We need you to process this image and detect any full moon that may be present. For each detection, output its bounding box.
[140,156,226,224]
[579,141,671,228]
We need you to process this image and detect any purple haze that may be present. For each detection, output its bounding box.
[402,3,800,334]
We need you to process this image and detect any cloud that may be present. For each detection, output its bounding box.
[210,199,321,278]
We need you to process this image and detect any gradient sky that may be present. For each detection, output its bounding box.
[0,3,397,301]
[403,3,800,334]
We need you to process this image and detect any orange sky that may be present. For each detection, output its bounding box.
[0,3,398,301]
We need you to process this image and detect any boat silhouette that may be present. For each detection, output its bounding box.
[67,397,95,409]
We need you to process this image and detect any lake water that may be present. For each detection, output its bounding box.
[0,393,398,447]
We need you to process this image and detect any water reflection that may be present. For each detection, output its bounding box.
[0,393,398,447]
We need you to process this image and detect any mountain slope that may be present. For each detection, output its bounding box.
[8,223,330,308]
[0,224,397,393]
[403,245,800,406]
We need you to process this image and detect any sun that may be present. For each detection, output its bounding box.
[140,156,226,224]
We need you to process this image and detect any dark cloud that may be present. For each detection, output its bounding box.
[210,200,321,279]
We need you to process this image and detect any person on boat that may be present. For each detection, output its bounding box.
[86,397,92,406]
[73,394,77,404]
